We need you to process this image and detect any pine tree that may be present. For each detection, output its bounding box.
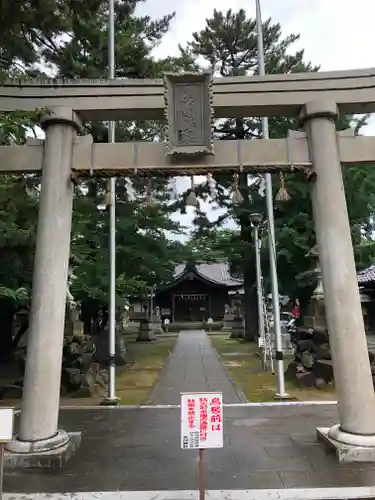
[182,8,375,337]
[0,0,195,338]
[0,109,42,358]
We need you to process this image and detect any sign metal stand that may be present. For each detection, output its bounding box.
[199,447,204,500]
[181,392,223,500]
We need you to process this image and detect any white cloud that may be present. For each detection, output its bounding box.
[138,0,375,73]
[136,0,375,239]
[34,1,375,242]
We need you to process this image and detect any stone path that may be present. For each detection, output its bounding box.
[147,330,242,405]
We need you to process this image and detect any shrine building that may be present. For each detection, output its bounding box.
[155,262,243,322]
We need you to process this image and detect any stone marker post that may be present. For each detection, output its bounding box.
[300,100,375,451]
[7,107,81,454]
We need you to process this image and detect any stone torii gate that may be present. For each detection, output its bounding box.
[2,68,375,464]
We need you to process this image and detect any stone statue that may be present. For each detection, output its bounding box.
[304,246,326,329]
[64,267,76,339]
[152,306,163,335]
[221,304,233,333]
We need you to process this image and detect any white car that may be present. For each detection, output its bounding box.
[268,311,295,330]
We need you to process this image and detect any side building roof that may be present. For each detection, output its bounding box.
[173,262,243,287]
[358,264,375,285]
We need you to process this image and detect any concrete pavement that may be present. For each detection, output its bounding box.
[147,330,243,405]
[4,331,375,496]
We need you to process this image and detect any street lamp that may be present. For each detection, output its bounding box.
[148,271,157,330]
[101,0,119,406]
[249,213,266,356]
[148,285,156,327]
[255,0,288,398]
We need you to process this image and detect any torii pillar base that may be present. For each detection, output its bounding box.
[6,107,83,468]
[5,430,81,469]
[317,427,375,463]
[300,100,375,462]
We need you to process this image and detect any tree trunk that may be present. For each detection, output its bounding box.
[100,306,108,331]
[298,288,315,326]
[232,118,259,341]
[0,299,16,361]
[81,299,101,336]
[243,280,258,342]
[9,320,29,354]
[81,299,92,335]
[238,175,258,342]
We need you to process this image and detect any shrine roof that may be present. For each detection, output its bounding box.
[358,264,375,285]
[173,262,243,287]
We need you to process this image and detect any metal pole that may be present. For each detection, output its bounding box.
[199,448,205,500]
[105,0,118,404]
[255,0,287,397]
[254,226,265,345]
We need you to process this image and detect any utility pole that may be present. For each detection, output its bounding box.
[249,213,265,346]
[255,0,288,397]
[102,0,119,405]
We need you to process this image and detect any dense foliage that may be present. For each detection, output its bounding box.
[180,9,375,337]
[0,0,193,344]
[1,3,374,348]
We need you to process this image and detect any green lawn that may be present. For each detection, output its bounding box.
[0,335,176,408]
[210,334,335,402]
[114,336,175,405]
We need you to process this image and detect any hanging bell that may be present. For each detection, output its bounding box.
[206,173,217,197]
[231,188,244,204]
[125,177,136,201]
[25,184,37,199]
[185,189,198,207]
[145,181,156,206]
[185,175,198,207]
[231,173,244,204]
[275,173,291,201]
[146,195,156,206]
[258,176,266,198]
[170,177,179,201]
[275,187,291,202]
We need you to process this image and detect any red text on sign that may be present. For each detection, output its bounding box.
[199,397,208,442]
[210,396,222,432]
[187,398,196,429]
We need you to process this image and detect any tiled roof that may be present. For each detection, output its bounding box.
[358,264,375,284]
[174,264,187,278]
[174,262,243,287]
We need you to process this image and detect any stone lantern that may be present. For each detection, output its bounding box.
[228,289,244,339]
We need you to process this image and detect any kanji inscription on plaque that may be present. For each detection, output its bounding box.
[164,71,214,156]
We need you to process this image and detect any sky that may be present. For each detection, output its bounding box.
[135,0,375,240]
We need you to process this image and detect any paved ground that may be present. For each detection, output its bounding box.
[4,331,375,495]
[6,487,375,500]
[4,405,375,493]
[147,330,242,404]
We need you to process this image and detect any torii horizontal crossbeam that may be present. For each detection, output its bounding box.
[1,133,374,176]
[1,68,375,121]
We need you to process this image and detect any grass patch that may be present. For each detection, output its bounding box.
[115,336,175,405]
[0,336,176,408]
[210,335,335,402]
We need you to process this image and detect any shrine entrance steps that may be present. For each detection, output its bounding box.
[146,330,243,405]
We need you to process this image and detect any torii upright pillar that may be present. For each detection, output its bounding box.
[300,99,375,461]
[6,106,82,462]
